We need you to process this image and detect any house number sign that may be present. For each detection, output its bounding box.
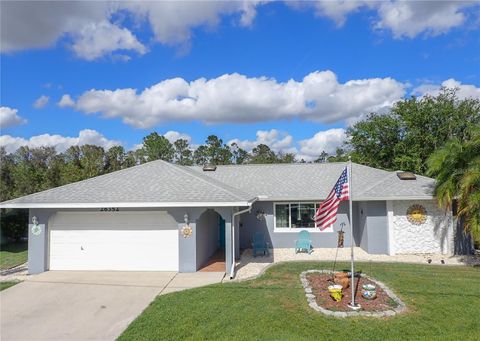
[100,207,119,212]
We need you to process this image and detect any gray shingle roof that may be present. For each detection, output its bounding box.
[1,161,435,208]
[188,163,435,201]
[1,160,253,207]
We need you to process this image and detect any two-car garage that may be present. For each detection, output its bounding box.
[48,211,179,271]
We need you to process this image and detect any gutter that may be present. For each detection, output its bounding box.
[230,196,259,279]
[0,201,252,209]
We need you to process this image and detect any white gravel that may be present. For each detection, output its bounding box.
[1,262,28,282]
[233,248,479,281]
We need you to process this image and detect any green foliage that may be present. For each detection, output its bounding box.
[250,144,277,164]
[173,139,193,165]
[142,132,174,162]
[347,88,480,174]
[230,143,249,164]
[0,209,28,242]
[0,281,20,291]
[427,125,480,242]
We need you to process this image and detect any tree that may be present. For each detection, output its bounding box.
[427,125,480,243]
[347,113,402,169]
[314,151,329,163]
[327,148,349,162]
[79,145,105,179]
[347,89,480,174]
[204,135,232,165]
[142,132,174,162]
[277,152,296,163]
[230,143,249,164]
[105,146,126,172]
[250,144,277,164]
[0,147,15,202]
[62,146,84,183]
[173,139,193,165]
[193,145,209,165]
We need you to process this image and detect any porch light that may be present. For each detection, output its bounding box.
[256,210,266,220]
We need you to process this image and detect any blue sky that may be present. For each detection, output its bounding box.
[1,1,479,160]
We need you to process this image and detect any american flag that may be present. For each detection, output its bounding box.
[315,167,349,230]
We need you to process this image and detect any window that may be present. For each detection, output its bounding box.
[274,202,333,232]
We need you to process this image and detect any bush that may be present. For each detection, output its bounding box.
[0,209,28,242]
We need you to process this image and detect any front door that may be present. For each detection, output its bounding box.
[218,216,225,249]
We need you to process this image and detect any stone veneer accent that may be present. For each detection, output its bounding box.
[393,200,453,254]
[300,270,407,318]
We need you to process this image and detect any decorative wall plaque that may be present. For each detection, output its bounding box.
[30,223,43,236]
[181,225,193,238]
[406,204,427,225]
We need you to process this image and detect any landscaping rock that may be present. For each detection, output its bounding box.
[300,270,407,318]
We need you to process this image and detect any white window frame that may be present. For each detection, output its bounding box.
[273,202,333,233]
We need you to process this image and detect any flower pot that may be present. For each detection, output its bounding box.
[334,272,350,289]
[328,285,343,302]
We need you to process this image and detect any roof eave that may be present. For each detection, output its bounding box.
[0,201,253,209]
[255,196,434,202]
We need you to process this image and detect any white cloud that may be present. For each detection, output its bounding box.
[0,129,121,153]
[71,70,405,128]
[1,1,261,58]
[289,0,369,26]
[33,95,49,108]
[1,1,477,60]
[228,129,296,154]
[375,1,471,38]
[57,94,75,108]
[288,0,477,38]
[0,106,27,129]
[163,131,192,143]
[71,21,147,60]
[0,1,108,53]
[298,128,346,161]
[413,79,480,100]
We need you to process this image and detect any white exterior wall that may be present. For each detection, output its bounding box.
[392,200,453,255]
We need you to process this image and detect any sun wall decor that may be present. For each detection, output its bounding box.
[181,225,193,238]
[406,204,427,225]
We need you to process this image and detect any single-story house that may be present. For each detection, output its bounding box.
[0,160,455,277]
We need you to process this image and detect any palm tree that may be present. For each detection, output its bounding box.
[427,125,480,244]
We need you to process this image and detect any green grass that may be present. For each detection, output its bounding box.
[0,280,20,291]
[119,262,480,341]
[0,242,28,270]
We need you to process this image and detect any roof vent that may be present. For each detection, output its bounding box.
[203,164,217,171]
[397,171,416,180]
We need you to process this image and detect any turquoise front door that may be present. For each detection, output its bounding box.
[219,216,225,249]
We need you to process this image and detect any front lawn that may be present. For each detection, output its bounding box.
[0,242,28,270]
[119,262,480,341]
[0,280,20,291]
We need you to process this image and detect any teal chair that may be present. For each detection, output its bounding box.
[252,232,270,257]
[295,230,313,254]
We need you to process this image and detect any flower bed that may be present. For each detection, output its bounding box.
[300,270,407,318]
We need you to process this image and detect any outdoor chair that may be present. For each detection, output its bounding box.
[252,232,270,257]
[295,230,313,254]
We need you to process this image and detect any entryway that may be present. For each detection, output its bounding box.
[196,210,226,272]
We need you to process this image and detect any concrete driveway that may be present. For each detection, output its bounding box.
[1,271,224,341]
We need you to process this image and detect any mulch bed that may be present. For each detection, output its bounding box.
[307,273,398,312]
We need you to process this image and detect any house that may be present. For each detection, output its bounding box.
[0,160,454,277]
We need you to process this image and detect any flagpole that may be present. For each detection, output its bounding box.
[348,156,359,309]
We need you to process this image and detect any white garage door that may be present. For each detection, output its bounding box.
[49,211,178,271]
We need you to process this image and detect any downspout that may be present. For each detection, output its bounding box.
[230,197,259,279]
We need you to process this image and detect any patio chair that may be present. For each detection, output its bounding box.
[252,232,270,257]
[295,230,313,254]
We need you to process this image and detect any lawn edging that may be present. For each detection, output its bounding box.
[300,269,407,318]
